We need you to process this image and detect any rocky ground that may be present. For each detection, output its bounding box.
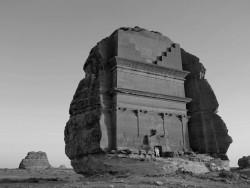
[1,157,250,188]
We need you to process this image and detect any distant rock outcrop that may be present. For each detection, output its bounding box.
[181,49,232,155]
[19,151,51,170]
[238,156,250,169]
[58,165,67,169]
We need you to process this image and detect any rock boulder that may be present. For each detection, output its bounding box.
[238,156,250,169]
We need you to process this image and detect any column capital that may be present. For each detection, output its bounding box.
[177,115,190,122]
[117,107,127,112]
[158,113,164,119]
[132,109,138,116]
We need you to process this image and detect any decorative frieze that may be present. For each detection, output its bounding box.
[115,105,186,119]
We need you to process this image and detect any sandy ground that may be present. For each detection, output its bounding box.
[1,159,250,188]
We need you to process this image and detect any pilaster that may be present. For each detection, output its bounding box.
[177,115,191,151]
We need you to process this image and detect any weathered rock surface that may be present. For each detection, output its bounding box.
[181,49,232,155]
[157,158,210,174]
[64,46,106,174]
[19,151,51,170]
[238,156,250,169]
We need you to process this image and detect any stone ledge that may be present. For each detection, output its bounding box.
[109,56,190,80]
[109,87,192,103]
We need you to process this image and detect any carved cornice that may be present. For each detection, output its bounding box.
[108,56,189,80]
[110,87,192,103]
[177,115,190,120]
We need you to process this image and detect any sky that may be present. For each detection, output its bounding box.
[0,0,249,168]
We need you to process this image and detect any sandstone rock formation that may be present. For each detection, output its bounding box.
[238,156,250,169]
[181,50,232,156]
[65,27,232,174]
[64,46,107,174]
[19,151,51,170]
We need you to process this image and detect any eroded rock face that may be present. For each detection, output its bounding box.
[64,47,107,174]
[238,156,250,169]
[19,151,51,169]
[181,49,232,155]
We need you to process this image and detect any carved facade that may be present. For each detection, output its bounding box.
[96,28,192,152]
[65,27,232,168]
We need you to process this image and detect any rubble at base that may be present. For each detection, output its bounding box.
[69,147,231,176]
[106,148,230,174]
